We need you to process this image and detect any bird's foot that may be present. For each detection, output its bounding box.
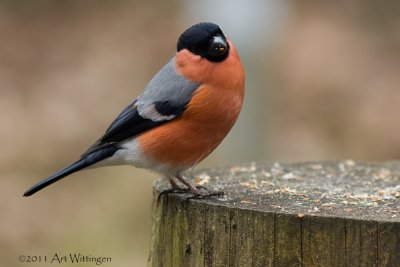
[157,185,223,202]
[159,186,190,195]
[186,185,224,199]
[157,186,189,202]
[158,185,208,196]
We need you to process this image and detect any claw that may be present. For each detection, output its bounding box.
[194,185,208,190]
[158,174,223,202]
[157,185,224,202]
[157,186,190,202]
[186,189,224,200]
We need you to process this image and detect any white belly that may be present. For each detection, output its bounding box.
[91,137,187,177]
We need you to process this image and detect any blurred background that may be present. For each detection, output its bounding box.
[2,0,400,266]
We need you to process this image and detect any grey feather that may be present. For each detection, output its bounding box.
[136,58,200,120]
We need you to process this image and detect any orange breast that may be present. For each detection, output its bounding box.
[138,40,245,168]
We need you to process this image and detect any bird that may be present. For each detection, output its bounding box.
[23,22,245,197]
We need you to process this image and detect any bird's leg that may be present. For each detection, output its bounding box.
[158,175,224,201]
[168,176,181,189]
[158,177,195,202]
[157,177,190,202]
[175,175,201,195]
[175,174,224,198]
[184,167,208,191]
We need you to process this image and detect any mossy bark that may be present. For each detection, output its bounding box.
[148,161,400,267]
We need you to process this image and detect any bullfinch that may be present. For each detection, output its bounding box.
[23,22,245,197]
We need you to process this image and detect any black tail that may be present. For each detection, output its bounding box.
[23,146,119,197]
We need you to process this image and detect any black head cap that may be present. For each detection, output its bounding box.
[177,22,230,62]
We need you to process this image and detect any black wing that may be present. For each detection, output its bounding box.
[81,99,188,157]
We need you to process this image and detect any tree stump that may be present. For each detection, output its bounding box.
[147,161,400,267]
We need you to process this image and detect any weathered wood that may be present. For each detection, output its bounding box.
[148,161,400,267]
[274,213,302,267]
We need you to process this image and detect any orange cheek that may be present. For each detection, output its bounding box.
[175,40,245,89]
[174,51,210,83]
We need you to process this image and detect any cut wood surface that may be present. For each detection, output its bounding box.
[147,161,400,267]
